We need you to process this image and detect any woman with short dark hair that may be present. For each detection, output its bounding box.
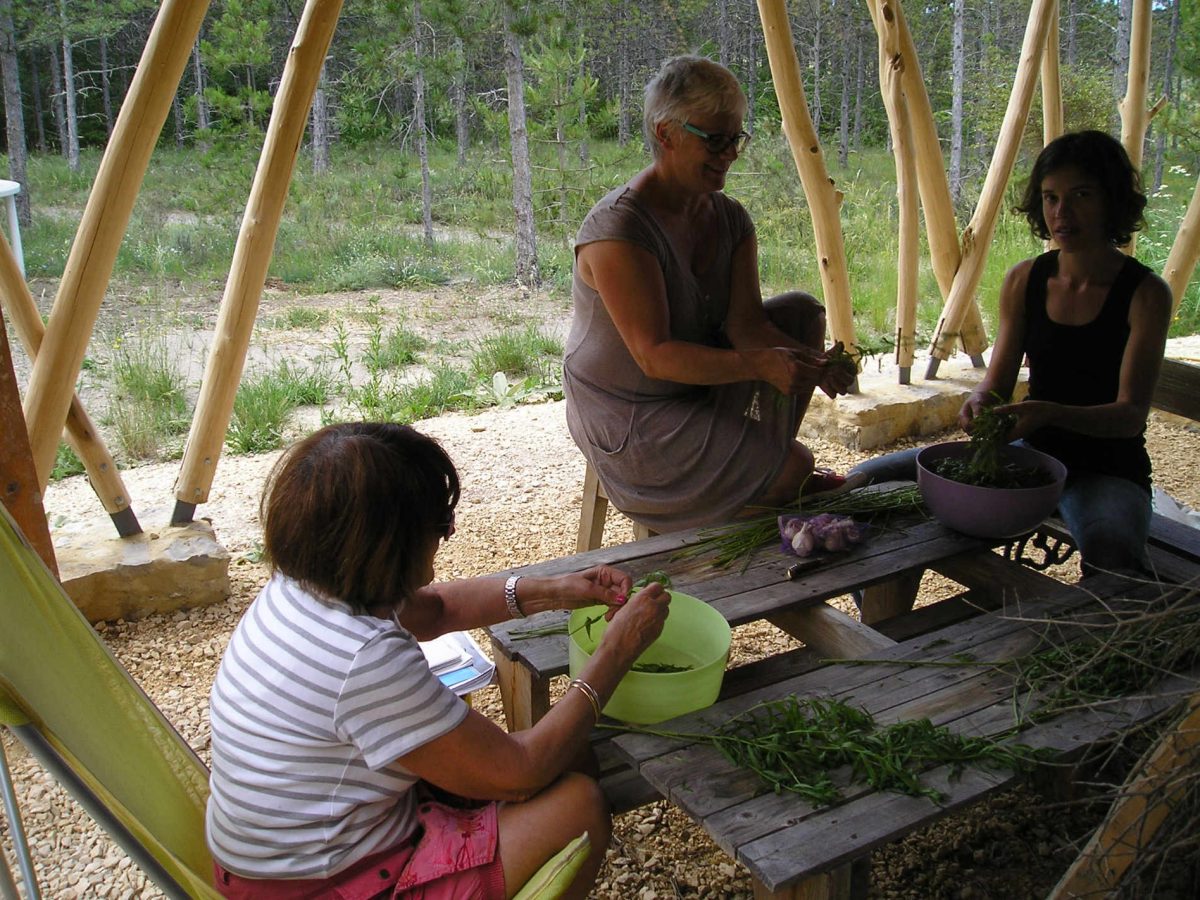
[564,55,856,535]
[962,130,1172,574]
[205,422,671,899]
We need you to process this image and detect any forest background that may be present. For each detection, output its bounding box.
[2,0,1200,472]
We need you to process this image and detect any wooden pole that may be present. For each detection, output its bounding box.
[0,232,140,536]
[172,0,345,524]
[1120,0,1152,256]
[0,306,56,575]
[1049,693,1200,898]
[1041,0,1063,145]
[20,0,210,489]
[866,0,988,365]
[1163,174,1200,317]
[755,0,855,353]
[925,0,1057,377]
[874,8,918,382]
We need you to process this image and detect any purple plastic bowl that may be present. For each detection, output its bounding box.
[916,441,1067,540]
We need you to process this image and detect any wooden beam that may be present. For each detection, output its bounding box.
[925,0,1058,374]
[1049,693,1200,898]
[1120,0,1152,256]
[865,0,988,361]
[1041,1,1063,143]
[0,305,55,575]
[173,0,346,523]
[0,231,139,536]
[874,9,919,379]
[21,0,211,488]
[1162,174,1200,317]
[769,602,897,658]
[755,0,854,352]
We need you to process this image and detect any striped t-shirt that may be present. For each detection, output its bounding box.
[205,573,468,878]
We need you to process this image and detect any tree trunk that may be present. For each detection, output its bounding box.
[99,35,113,139]
[311,60,330,174]
[1065,0,1077,67]
[1152,0,1179,191]
[172,91,184,146]
[29,51,45,153]
[718,0,730,66]
[1114,0,1132,101]
[616,1,630,146]
[58,0,79,171]
[500,0,538,286]
[191,39,209,132]
[453,38,468,166]
[949,0,965,204]
[837,0,851,167]
[746,25,758,129]
[0,0,30,226]
[852,32,863,152]
[810,0,822,132]
[413,0,433,245]
[47,45,68,157]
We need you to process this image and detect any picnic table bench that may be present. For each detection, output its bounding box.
[486,504,1200,897]
[484,358,1200,896]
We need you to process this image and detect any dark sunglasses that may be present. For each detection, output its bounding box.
[433,511,456,541]
[682,122,751,155]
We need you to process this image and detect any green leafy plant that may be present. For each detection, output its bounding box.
[931,402,1052,489]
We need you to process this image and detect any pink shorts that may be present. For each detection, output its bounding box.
[213,799,505,900]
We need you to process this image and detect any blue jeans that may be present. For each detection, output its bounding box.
[1058,471,1151,576]
[849,445,1151,575]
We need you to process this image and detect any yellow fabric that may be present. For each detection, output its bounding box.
[512,832,591,900]
[0,505,219,899]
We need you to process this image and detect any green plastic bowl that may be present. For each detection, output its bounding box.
[568,591,731,724]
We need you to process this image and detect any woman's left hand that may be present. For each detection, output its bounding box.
[553,566,633,612]
[992,400,1056,441]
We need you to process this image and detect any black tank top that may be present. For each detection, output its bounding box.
[1022,250,1152,492]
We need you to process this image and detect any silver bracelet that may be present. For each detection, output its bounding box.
[504,575,525,619]
[568,678,602,722]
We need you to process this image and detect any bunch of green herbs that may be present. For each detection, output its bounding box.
[607,695,1035,806]
[931,403,1052,489]
[674,484,923,572]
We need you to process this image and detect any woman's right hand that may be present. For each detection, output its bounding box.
[958,391,992,432]
[597,582,671,670]
[750,346,828,396]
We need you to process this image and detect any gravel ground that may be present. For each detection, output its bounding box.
[3,395,1198,899]
[4,275,1199,900]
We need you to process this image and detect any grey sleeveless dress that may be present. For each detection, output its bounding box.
[563,185,804,532]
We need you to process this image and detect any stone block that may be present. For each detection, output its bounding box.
[800,355,1028,451]
[51,515,230,623]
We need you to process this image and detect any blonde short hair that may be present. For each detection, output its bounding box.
[643,55,747,160]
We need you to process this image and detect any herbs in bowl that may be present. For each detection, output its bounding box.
[916,407,1066,540]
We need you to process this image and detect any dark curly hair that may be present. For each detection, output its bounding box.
[261,422,460,614]
[1014,130,1147,246]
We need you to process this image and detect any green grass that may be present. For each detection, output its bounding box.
[106,334,191,462]
[226,360,336,454]
[470,325,563,380]
[17,137,1199,344]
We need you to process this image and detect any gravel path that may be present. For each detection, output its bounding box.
[4,396,1198,899]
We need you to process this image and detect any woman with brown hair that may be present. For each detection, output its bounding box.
[205,422,671,899]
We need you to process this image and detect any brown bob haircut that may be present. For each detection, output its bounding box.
[1015,129,1147,246]
[261,422,460,614]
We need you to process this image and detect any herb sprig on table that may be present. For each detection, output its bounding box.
[674,484,924,572]
[604,695,1036,806]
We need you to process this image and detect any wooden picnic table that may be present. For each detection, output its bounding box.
[484,504,1200,898]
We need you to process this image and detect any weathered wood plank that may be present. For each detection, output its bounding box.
[1150,357,1200,421]
[768,603,898,657]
